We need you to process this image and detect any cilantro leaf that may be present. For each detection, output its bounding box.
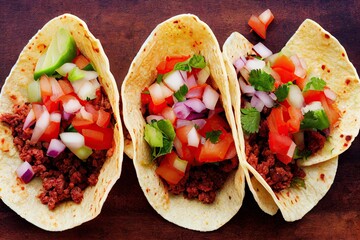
[293,148,312,159]
[156,74,164,83]
[174,55,206,72]
[303,77,326,92]
[300,109,330,130]
[248,69,275,92]
[173,84,188,102]
[290,177,306,189]
[206,130,222,144]
[66,124,77,132]
[275,82,293,102]
[241,107,260,134]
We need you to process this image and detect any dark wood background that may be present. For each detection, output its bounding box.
[1,0,359,239]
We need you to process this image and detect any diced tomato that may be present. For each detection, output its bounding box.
[259,9,274,28]
[276,153,292,165]
[39,121,60,142]
[272,55,295,72]
[58,79,74,94]
[295,77,307,90]
[161,106,176,125]
[268,131,294,164]
[180,145,196,165]
[176,125,194,145]
[303,90,325,104]
[272,67,296,83]
[85,103,99,122]
[320,95,340,127]
[248,15,267,39]
[82,124,113,150]
[165,96,174,106]
[267,106,288,135]
[149,99,168,115]
[39,75,52,98]
[96,109,111,128]
[156,55,190,74]
[155,152,185,185]
[198,114,230,137]
[72,113,94,132]
[224,142,237,160]
[198,132,234,162]
[287,105,303,133]
[141,88,151,105]
[43,96,59,113]
[73,55,90,69]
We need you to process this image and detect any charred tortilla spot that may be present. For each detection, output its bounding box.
[327,69,330,73]
[10,95,17,100]
[146,188,150,193]
[320,173,325,181]
[228,196,232,200]
[345,79,351,85]
[173,20,179,24]
[345,135,352,141]
[92,46,100,53]
[342,53,345,57]
[286,192,290,197]
[340,134,344,138]
[344,143,348,147]
[324,33,330,39]
[21,186,25,190]
[79,23,83,27]
[37,43,47,52]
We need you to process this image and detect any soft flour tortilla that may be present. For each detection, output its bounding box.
[122,14,245,231]
[0,14,123,231]
[223,19,359,221]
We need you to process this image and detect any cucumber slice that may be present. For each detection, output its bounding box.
[27,80,42,102]
[34,28,77,80]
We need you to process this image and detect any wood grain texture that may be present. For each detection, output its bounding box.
[0,0,359,239]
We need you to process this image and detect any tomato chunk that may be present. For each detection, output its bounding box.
[248,15,267,39]
[96,109,111,128]
[155,152,185,185]
[268,132,294,164]
[39,121,60,142]
[272,55,295,72]
[287,105,303,133]
[82,124,113,150]
[198,132,234,162]
[156,55,190,74]
[73,55,90,69]
[43,96,59,113]
[267,106,288,135]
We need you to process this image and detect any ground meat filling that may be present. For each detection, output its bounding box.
[0,88,113,210]
[159,157,238,204]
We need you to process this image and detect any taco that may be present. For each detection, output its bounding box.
[222,19,360,221]
[0,14,123,231]
[122,14,245,231]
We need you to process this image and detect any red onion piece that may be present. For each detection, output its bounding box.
[269,92,277,101]
[202,85,219,110]
[30,106,50,144]
[47,139,66,158]
[23,109,36,130]
[239,78,255,95]
[16,161,34,184]
[234,58,245,73]
[185,75,197,89]
[173,137,183,158]
[288,85,304,109]
[184,98,206,113]
[186,112,205,120]
[251,95,264,112]
[80,107,93,122]
[146,115,164,123]
[173,102,191,119]
[253,42,273,58]
[192,119,206,129]
[291,55,306,78]
[186,86,204,99]
[176,119,192,128]
[49,77,65,101]
[324,88,337,101]
[255,91,274,108]
[62,111,73,121]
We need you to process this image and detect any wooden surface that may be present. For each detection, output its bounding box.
[1,0,359,239]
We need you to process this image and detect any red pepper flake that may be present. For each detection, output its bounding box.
[340,134,344,138]
[286,191,290,197]
[324,33,330,39]
[173,20,179,24]
[344,143,348,147]
[79,23,83,27]
[327,70,330,73]
[342,53,345,57]
[345,135,352,141]
[1,138,4,144]
[10,95,17,100]
[320,173,325,181]
[345,79,351,85]
[92,47,100,53]
[321,65,326,70]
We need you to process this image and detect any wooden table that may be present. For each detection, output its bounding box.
[1,1,359,239]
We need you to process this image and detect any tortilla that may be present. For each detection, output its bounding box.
[121,14,245,231]
[0,14,123,231]
[223,19,359,221]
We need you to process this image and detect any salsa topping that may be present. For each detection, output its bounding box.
[142,55,238,203]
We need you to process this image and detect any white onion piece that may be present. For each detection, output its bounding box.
[56,63,76,76]
[23,109,36,130]
[176,119,192,128]
[239,67,250,81]
[185,75,197,89]
[47,139,66,158]
[293,131,305,150]
[197,66,210,85]
[251,95,264,112]
[77,81,98,101]
[202,85,219,110]
[71,78,87,93]
[200,137,206,145]
[287,141,297,158]
[245,58,266,71]
[287,85,304,109]
[239,78,255,94]
[265,53,279,66]
[146,115,164,123]
[253,42,273,58]
[60,132,85,150]
[173,137,183,158]
[291,55,306,78]
[49,77,65,101]
[324,88,337,101]
[80,71,98,81]
[63,98,82,114]
[30,106,50,144]
[192,119,206,129]
[301,101,323,115]
[299,58,307,70]
[50,112,61,123]
[80,107,93,121]
[179,70,187,81]
[187,126,200,148]
[184,99,206,113]
[90,78,101,89]
[255,91,274,108]
[16,161,34,184]
[173,102,191,119]
[269,92,277,101]
[234,58,245,73]
[159,82,173,98]
[148,83,165,105]
[173,157,188,173]
[163,70,185,91]
[259,9,273,25]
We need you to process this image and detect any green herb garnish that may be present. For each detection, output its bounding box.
[206,130,222,144]
[300,109,330,131]
[174,54,206,72]
[248,69,275,92]
[303,77,326,92]
[275,82,293,102]
[290,177,306,189]
[173,84,188,102]
[241,107,261,134]
[156,74,164,83]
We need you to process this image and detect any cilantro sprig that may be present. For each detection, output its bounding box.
[173,84,188,102]
[275,82,293,102]
[206,130,222,144]
[241,107,260,134]
[248,69,275,92]
[303,77,326,92]
[174,55,206,72]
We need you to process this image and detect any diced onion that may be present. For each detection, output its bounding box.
[187,126,200,148]
[202,85,219,110]
[324,88,337,101]
[200,137,206,144]
[192,119,206,129]
[90,79,101,89]
[62,111,73,121]
[23,109,36,130]
[176,119,192,128]
[50,112,61,123]
[148,83,165,105]
[255,91,274,108]
[253,42,273,58]
[301,101,323,115]
[197,66,210,85]
[250,95,264,112]
[159,82,173,98]
[269,92,277,101]
[63,98,82,113]
[47,139,66,158]
[30,106,50,144]
[60,132,85,150]
[146,115,164,123]
[77,81,98,101]
[163,70,185,91]
[234,58,245,73]
[56,63,76,76]
[71,78,87,93]
[80,70,98,81]
[49,77,65,101]
[287,85,304,109]
[173,102,191,119]
[173,157,188,173]
[239,78,255,95]
[287,141,297,158]
[186,86,204,99]
[245,58,266,71]
[173,137,183,158]
[185,75,197,89]
[184,98,206,113]
[291,55,306,78]
[16,161,34,184]
[80,107,93,121]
